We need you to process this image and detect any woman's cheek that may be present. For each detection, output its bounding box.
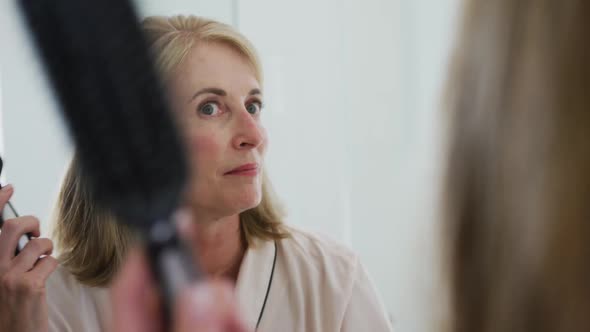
[188,132,222,167]
[186,133,222,200]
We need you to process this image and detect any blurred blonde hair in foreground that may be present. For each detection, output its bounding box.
[444,0,590,331]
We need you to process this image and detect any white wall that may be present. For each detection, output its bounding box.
[0,1,460,331]
[240,1,460,331]
[135,0,234,25]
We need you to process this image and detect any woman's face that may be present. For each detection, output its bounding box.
[169,42,267,219]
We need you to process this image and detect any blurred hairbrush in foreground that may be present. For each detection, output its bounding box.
[17,0,200,321]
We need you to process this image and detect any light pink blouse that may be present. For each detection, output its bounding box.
[47,226,393,331]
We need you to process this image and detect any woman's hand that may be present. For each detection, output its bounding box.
[111,212,249,332]
[0,185,58,332]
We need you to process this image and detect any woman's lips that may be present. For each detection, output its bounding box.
[224,163,259,176]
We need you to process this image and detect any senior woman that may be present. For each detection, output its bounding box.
[43,15,392,332]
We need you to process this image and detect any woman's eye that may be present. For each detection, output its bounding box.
[199,102,220,116]
[246,102,262,115]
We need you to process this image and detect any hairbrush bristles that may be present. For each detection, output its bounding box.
[18,0,188,225]
[19,0,198,320]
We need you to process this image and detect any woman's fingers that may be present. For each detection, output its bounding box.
[0,215,41,264]
[12,238,54,273]
[27,255,58,281]
[0,185,14,215]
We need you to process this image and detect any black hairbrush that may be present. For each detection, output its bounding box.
[17,0,200,319]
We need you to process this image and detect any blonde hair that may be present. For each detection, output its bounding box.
[54,15,288,287]
[444,1,590,331]
[142,15,262,84]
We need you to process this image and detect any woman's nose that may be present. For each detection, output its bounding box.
[231,109,264,150]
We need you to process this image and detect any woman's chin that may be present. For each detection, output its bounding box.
[230,189,262,212]
[190,185,262,217]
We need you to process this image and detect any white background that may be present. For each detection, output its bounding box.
[0,1,460,331]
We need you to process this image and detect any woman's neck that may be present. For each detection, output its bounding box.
[186,213,246,282]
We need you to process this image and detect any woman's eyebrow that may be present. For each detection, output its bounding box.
[188,88,261,103]
[189,87,227,102]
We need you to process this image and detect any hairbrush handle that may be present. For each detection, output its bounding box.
[16,234,32,256]
[146,220,201,321]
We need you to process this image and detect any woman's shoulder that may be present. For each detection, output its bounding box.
[47,264,102,302]
[47,263,82,294]
[46,264,111,332]
[278,225,360,277]
[274,227,393,331]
